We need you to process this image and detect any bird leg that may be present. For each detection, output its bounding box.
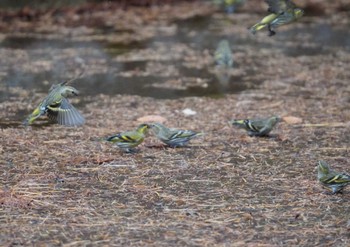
[267,25,276,36]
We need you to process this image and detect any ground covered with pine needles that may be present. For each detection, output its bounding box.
[0,1,349,246]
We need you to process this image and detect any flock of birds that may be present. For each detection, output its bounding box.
[22,0,350,194]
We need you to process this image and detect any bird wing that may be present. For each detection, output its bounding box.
[107,131,141,144]
[47,98,85,126]
[119,132,140,143]
[321,173,350,185]
[58,71,85,87]
[249,119,268,130]
[265,0,295,14]
[48,84,59,92]
[331,173,350,183]
[43,85,65,107]
[168,129,199,140]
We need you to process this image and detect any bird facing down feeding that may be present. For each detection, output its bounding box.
[317,160,350,194]
[24,77,85,127]
[148,122,203,147]
[230,116,281,136]
[215,39,233,68]
[106,124,150,153]
[249,0,304,36]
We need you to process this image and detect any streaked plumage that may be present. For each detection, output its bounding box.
[249,0,304,36]
[230,116,280,136]
[317,160,350,194]
[215,39,233,68]
[24,77,84,126]
[106,124,150,153]
[149,122,202,147]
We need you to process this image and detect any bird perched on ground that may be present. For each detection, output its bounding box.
[215,39,233,68]
[317,160,350,194]
[148,122,203,147]
[24,76,85,126]
[249,0,304,36]
[106,124,150,153]
[230,116,281,136]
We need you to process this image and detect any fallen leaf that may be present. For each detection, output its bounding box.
[282,116,303,124]
[137,115,167,123]
[182,108,197,116]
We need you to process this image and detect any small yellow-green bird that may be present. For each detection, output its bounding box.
[149,122,203,148]
[317,160,350,194]
[230,116,280,136]
[215,39,233,68]
[106,124,150,153]
[24,77,85,126]
[249,0,304,36]
[213,0,245,13]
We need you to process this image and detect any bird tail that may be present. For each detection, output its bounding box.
[23,107,43,125]
[89,136,109,142]
[194,132,205,137]
[230,119,245,126]
[249,23,267,34]
[106,134,119,142]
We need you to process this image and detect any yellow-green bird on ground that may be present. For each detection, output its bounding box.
[148,122,203,148]
[24,77,85,126]
[249,0,304,36]
[317,160,350,194]
[230,116,281,136]
[106,124,150,153]
[215,39,233,68]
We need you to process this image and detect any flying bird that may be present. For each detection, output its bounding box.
[24,76,85,126]
[249,0,304,36]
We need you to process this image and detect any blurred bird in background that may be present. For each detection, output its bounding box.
[215,39,233,68]
[213,0,245,13]
[249,0,304,36]
[214,39,233,87]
